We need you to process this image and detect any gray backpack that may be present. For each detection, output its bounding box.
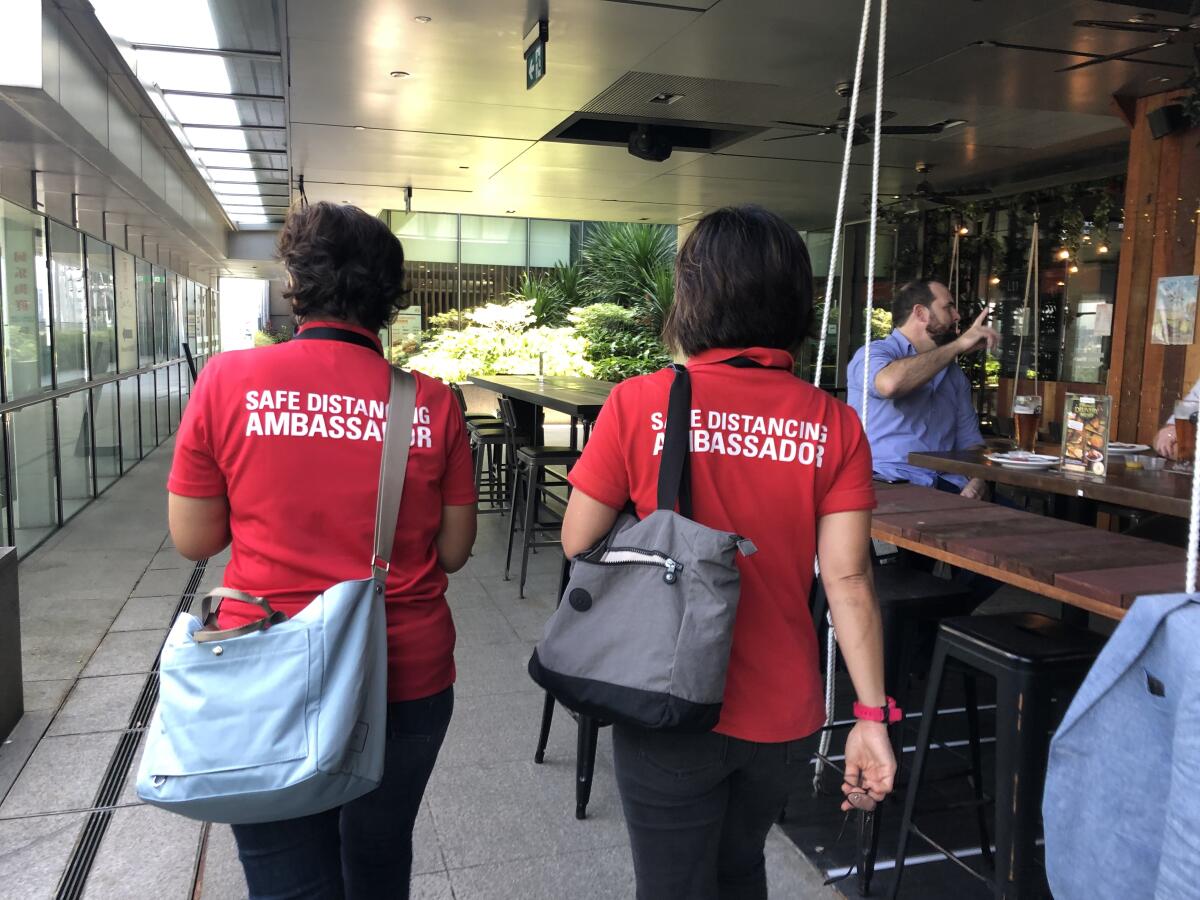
[528,364,756,731]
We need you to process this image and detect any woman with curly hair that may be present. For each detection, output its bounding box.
[167,202,477,899]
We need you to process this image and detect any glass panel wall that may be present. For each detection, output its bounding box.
[2,201,52,398]
[49,221,88,386]
[139,371,156,455]
[119,377,140,471]
[156,368,170,444]
[152,266,168,364]
[10,403,58,554]
[529,219,573,268]
[115,248,138,371]
[86,237,117,378]
[93,382,120,490]
[136,259,154,367]
[167,274,180,358]
[57,391,92,519]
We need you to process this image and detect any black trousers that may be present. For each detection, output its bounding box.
[612,725,810,900]
[231,687,454,900]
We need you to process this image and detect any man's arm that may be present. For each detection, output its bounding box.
[874,308,999,400]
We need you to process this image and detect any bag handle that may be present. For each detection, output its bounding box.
[373,368,417,579]
[194,587,287,643]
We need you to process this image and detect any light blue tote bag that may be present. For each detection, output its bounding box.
[136,368,416,824]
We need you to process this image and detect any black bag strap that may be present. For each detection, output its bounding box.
[655,356,772,518]
[656,364,692,517]
[293,325,383,356]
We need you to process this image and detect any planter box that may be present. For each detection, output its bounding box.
[0,547,20,742]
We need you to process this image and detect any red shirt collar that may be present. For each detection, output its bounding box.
[686,347,794,370]
[297,320,383,351]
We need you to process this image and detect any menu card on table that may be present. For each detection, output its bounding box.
[1061,394,1112,476]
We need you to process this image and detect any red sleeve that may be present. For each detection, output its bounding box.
[439,387,477,506]
[167,362,227,498]
[817,404,877,517]
[567,383,631,510]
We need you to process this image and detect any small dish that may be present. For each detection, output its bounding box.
[1142,456,1167,472]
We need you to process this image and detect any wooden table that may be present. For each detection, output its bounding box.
[872,484,1188,619]
[470,375,614,447]
[907,448,1192,518]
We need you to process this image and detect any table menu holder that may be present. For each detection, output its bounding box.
[1061,393,1112,477]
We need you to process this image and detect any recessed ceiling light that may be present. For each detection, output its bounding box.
[1150,76,1173,84]
[354,125,365,131]
[389,70,411,79]
[414,15,432,23]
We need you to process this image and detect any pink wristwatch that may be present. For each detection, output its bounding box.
[852,696,903,725]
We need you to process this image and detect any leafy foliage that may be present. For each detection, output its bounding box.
[870,308,893,340]
[571,303,671,382]
[253,325,289,347]
[580,222,676,307]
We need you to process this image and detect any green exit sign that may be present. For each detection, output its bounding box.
[525,20,547,90]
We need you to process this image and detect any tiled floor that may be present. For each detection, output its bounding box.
[0,438,838,899]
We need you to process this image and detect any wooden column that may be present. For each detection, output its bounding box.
[1107,92,1200,442]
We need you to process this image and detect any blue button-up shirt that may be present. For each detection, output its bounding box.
[846,330,984,487]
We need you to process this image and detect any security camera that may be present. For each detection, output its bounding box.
[628,124,672,162]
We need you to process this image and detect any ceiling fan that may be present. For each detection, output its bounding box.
[767,82,967,145]
[1056,15,1200,71]
[872,164,991,212]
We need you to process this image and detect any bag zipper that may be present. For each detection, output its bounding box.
[594,547,682,584]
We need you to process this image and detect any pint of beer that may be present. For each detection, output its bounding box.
[1013,395,1042,453]
[1173,401,1198,464]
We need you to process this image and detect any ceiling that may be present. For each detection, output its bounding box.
[279,0,1198,228]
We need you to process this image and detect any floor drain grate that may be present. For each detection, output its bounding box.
[53,557,208,900]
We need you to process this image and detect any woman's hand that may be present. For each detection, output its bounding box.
[841,721,896,812]
[1156,424,1177,460]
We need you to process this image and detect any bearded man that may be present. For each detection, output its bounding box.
[846,279,999,499]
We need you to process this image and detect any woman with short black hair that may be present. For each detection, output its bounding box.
[168,202,477,899]
[562,205,895,899]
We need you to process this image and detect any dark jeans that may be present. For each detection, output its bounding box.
[231,687,454,900]
[612,725,810,900]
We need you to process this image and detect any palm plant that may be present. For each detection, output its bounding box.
[636,263,676,333]
[509,272,571,327]
[580,222,677,306]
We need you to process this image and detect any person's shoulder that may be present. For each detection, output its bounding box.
[606,367,672,405]
[406,369,456,409]
[195,345,269,384]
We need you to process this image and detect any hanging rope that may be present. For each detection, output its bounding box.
[1010,216,1039,415]
[812,0,873,391]
[816,0,888,795]
[1188,433,1200,594]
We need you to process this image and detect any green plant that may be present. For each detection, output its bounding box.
[253,325,289,347]
[580,222,676,307]
[637,264,676,332]
[571,303,671,382]
[870,308,893,340]
[509,271,570,327]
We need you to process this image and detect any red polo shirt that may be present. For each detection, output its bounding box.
[567,347,876,742]
[168,321,477,702]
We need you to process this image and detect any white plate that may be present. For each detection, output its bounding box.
[985,453,1060,470]
[1107,443,1150,455]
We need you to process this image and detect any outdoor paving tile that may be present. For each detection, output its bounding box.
[410,872,453,900]
[148,548,195,571]
[438,692,577,769]
[82,804,204,900]
[763,826,842,897]
[20,630,110,684]
[50,513,168,554]
[198,824,247,899]
[448,845,635,900]
[0,711,53,806]
[0,730,121,817]
[119,734,147,806]
[413,798,446,876]
[0,812,88,899]
[426,758,625,870]
[22,679,72,712]
[453,641,542,699]
[450,605,522,647]
[19,550,151,602]
[110,596,181,632]
[130,568,192,598]
[80,629,166,678]
[47,675,143,737]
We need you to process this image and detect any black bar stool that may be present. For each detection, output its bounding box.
[497,398,580,597]
[890,612,1104,899]
[806,560,975,897]
[450,382,502,428]
[470,422,510,514]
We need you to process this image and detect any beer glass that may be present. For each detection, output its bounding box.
[1013,395,1043,453]
[1174,400,1198,467]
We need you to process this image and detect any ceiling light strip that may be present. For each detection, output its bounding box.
[128,42,282,62]
[162,88,285,102]
[182,122,287,132]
